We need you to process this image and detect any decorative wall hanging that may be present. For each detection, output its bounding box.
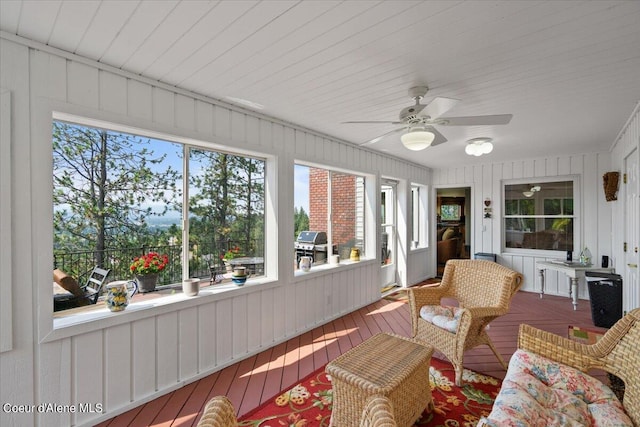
[603,171,620,202]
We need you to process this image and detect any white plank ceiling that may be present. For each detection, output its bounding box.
[2,0,639,168]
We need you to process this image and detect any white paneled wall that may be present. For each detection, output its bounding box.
[611,103,640,313]
[0,38,432,427]
[432,152,613,300]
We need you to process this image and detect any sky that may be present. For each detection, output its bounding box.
[294,164,309,213]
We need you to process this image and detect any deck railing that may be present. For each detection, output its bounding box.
[53,239,263,287]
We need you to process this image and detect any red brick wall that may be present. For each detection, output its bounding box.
[309,168,328,233]
[331,172,356,246]
[308,168,356,247]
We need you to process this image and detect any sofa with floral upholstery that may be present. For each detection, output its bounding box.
[478,308,640,426]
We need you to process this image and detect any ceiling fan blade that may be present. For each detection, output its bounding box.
[427,126,448,146]
[418,97,459,119]
[359,128,405,146]
[342,120,403,124]
[437,114,513,126]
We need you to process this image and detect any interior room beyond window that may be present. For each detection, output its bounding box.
[504,180,574,251]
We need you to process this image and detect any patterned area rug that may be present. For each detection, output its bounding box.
[238,357,500,426]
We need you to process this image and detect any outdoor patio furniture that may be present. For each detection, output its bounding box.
[53,266,111,311]
[408,259,523,386]
[325,332,433,427]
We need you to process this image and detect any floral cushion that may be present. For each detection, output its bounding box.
[419,305,462,333]
[480,349,632,426]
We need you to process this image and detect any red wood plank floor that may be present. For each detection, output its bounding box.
[98,287,605,426]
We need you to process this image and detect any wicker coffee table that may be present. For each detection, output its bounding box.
[325,333,433,426]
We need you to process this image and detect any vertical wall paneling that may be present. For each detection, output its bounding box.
[156,312,179,390]
[175,94,195,131]
[195,100,214,136]
[127,79,152,121]
[99,71,126,115]
[611,103,640,312]
[434,152,613,298]
[198,303,217,370]
[104,324,132,412]
[213,105,231,139]
[0,38,439,425]
[246,115,260,147]
[179,307,199,380]
[215,301,232,365]
[73,331,103,426]
[132,318,156,400]
[153,87,175,128]
[260,288,274,346]
[231,110,246,143]
[0,88,12,353]
[247,292,261,353]
[67,61,99,108]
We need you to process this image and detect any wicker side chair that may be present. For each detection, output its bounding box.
[360,396,397,427]
[511,308,640,425]
[196,396,237,427]
[408,259,523,386]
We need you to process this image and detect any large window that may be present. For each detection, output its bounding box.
[504,180,575,251]
[52,119,265,305]
[294,164,365,270]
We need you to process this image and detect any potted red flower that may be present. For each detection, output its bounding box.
[130,252,169,293]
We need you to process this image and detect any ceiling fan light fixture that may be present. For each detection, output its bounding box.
[465,137,493,156]
[523,185,541,197]
[401,128,435,151]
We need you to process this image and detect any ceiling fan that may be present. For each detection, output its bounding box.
[343,86,513,151]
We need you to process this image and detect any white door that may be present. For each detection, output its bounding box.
[381,181,397,290]
[624,148,639,312]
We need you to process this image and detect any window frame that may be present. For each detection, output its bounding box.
[43,111,276,341]
[410,183,428,250]
[502,176,580,255]
[293,160,375,276]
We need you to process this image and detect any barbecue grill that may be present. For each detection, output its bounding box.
[295,231,328,265]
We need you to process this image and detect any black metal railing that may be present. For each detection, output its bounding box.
[53,239,263,287]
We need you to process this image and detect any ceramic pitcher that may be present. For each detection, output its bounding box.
[299,256,312,272]
[105,280,138,312]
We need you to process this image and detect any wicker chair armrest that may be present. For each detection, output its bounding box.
[464,306,506,319]
[196,396,237,427]
[360,395,397,427]
[407,286,444,312]
[518,324,595,372]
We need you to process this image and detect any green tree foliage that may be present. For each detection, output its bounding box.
[53,121,181,265]
[188,149,265,259]
[294,206,309,238]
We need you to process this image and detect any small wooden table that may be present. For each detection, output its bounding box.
[325,333,433,427]
[536,260,614,310]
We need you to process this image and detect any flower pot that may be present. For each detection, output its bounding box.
[182,278,200,296]
[136,273,159,293]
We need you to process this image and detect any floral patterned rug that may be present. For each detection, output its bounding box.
[238,357,501,426]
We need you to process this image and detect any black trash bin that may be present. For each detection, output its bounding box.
[585,271,623,328]
[474,252,497,262]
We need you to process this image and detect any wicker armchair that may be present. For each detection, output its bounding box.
[408,259,523,386]
[196,396,237,427]
[515,309,640,424]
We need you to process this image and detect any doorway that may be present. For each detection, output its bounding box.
[436,187,471,276]
[381,180,397,290]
